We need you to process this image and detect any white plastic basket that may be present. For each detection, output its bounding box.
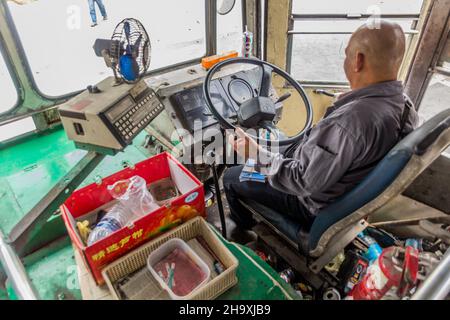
[102,217,238,300]
[147,238,211,299]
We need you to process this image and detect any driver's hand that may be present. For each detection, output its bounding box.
[228,128,261,162]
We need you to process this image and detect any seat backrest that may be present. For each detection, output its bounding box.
[309,109,450,257]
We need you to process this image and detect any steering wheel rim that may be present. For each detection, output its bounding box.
[203,57,313,146]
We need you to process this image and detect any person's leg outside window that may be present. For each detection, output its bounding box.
[95,0,108,20]
[88,0,97,26]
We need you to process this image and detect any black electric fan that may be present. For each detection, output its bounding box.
[97,18,151,84]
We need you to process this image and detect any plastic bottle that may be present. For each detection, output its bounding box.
[87,203,134,245]
[358,232,382,262]
[347,247,404,300]
[241,25,253,58]
[279,268,295,284]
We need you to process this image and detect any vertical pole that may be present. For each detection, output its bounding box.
[206,0,218,56]
[207,150,227,239]
[211,163,227,239]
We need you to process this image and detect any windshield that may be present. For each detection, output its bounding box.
[8,0,207,97]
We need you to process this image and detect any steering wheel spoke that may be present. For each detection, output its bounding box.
[260,64,273,97]
[203,57,313,146]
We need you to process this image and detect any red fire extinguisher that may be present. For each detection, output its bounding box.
[348,247,404,300]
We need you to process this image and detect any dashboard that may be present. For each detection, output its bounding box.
[169,69,263,133]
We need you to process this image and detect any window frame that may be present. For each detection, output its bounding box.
[0,44,20,114]
[286,12,421,87]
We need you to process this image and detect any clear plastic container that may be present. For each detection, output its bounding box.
[149,177,179,206]
[147,238,210,300]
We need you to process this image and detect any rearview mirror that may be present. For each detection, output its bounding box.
[218,0,236,15]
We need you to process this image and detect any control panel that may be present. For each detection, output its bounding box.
[169,69,264,133]
[59,77,164,153]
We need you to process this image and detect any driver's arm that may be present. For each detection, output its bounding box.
[264,120,361,198]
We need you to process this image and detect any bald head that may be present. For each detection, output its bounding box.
[344,20,406,89]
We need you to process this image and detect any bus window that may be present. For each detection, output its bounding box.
[419,74,450,121]
[289,0,423,84]
[8,0,206,97]
[0,53,17,113]
[418,73,450,158]
[418,38,450,121]
[418,39,450,157]
[0,117,36,142]
[217,0,243,54]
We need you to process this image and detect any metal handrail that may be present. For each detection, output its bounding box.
[291,13,421,20]
[0,230,38,300]
[411,247,450,300]
[288,30,419,35]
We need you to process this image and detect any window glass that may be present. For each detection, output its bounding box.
[0,117,36,142]
[438,40,450,69]
[8,0,206,97]
[291,33,351,83]
[0,53,18,112]
[419,74,450,121]
[290,0,423,83]
[419,74,450,157]
[217,0,243,54]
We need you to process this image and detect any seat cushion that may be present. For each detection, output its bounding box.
[242,199,301,245]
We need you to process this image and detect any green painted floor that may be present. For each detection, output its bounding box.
[13,234,299,300]
[0,128,299,300]
[0,128,152,235]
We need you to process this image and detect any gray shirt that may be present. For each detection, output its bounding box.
[266,80,419,215]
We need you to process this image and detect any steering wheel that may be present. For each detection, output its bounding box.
[203,57,313,146]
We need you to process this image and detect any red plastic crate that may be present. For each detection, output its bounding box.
[61,152,205,284]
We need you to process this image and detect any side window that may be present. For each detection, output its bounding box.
[0,52,18,113]
[289,0,423,84]
[8,0,207,97]
[0,117,36,143]
[418,40,450,157]
[217,0,243,54]
[419,74,450,121]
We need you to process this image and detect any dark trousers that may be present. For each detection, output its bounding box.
[223,166,315,230]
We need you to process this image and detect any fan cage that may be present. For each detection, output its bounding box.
[111,18,152,83]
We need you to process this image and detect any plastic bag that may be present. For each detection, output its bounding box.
[87,176,159,245]
[107,175,160,218]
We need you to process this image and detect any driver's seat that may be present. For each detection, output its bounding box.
[239,109,450,272]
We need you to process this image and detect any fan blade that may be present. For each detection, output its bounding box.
[124,21,133,55]
[124,21,131,43]
[120,55,138,82]
[132,34,143,58]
